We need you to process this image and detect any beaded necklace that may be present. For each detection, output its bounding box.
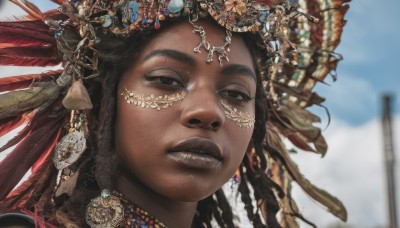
[114,191,168,228]
[86,189,167,228]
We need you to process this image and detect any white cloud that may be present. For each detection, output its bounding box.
[291,115,400,227]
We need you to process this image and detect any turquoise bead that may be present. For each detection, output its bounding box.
[167,0,183,13]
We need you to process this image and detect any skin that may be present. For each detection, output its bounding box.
[115,20,256,227]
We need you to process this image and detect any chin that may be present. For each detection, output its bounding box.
[156,177,224,202]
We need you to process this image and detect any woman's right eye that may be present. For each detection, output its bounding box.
[144,75,184,88]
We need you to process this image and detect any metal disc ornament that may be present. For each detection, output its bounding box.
[53,131,87,170]
[86,190,124,228]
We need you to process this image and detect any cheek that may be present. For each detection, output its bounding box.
[115,102,162,167]
[223,125,253,173]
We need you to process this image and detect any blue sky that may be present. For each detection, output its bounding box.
[313,0,400,126]
[1,0,400,227]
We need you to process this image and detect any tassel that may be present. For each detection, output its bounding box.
[62,79,93,110]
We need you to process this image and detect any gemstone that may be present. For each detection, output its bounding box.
[167,0,183,13]
[129,1,139,22]
[154,20,160,29]
[163,8,169,16]
[101,189,110,199]
[100,15,112,27]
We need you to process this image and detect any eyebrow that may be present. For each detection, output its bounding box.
[142,49,256,81]
[142,49,196,66]
[221,64,256,82]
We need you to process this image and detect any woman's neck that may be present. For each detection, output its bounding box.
[116,172,197,228]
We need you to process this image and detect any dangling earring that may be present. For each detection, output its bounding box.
[230,168,241,189]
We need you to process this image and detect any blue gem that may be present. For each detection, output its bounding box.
[142,18,148,24]
[129,1,139,22]
[167,0,184,13]
[163,9,169,16]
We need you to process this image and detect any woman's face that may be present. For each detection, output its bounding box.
[115,20,256,201]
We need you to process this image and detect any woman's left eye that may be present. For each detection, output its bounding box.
[220,91,252,103]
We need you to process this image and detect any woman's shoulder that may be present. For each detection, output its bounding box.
[0,212,35,228]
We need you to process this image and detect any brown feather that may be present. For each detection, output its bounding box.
[285,131,317,153]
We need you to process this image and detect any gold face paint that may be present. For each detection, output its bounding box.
[122,88,186,110]
[220,99,255,129]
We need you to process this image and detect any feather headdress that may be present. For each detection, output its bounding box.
[0,0,350,226]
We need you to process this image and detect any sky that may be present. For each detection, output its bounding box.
[0,0,400,227]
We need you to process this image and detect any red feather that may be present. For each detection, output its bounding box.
[0,111,37,152]
[32,127,62,172]
[0,71,62,92]
[0,113,31,138]
[0,20,49,32]
[0,56,61,66]
[50,0,64,5]
[0,105,66,200]
[0,19,60,67]
[0,45,58,59]
[0,155,55,213]
[0,24,55,44]
[9,0,45,21]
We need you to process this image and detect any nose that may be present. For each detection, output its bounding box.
[180,88,225,131]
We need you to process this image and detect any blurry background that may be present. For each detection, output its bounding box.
[0,0,399,227]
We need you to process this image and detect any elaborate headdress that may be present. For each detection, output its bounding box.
[0,0,350,226]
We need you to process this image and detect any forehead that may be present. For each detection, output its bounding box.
[135,20,255,69]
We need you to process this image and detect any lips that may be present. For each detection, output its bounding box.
[167,137,223,169]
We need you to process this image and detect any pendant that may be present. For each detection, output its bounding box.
[86,190,124,228]
[53,131,87,170]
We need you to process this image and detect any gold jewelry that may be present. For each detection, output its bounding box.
[121,88,186,110]
[220,100,255,128]
[86,190,167,228]
[86,189,124,228]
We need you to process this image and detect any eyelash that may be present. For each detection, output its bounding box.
[220,91,253,103]
[144,75,253,104]
[144,75,184,88]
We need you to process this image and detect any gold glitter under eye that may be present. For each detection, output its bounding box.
[122,88,186,110]
[220,99,255,129]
